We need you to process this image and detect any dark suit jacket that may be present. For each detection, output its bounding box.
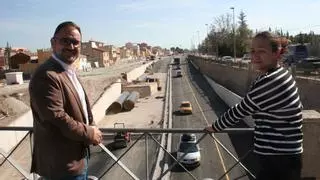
[29,57,95,178]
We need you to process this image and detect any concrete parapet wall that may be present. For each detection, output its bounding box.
[302,110,320,179]
[126,61,155,82]
[191,56,320,110]
[122,82,158,98]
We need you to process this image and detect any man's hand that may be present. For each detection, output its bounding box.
[91,126,103,145]
[204,125,215,133]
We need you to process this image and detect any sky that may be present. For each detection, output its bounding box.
[1,0,320,52]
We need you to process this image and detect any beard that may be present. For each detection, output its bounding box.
[57,49,79,65]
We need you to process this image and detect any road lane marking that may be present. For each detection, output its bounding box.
[182,65,230,180]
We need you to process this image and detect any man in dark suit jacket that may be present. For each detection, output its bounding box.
[29,21,102,179]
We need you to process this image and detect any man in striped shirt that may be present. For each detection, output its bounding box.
[205,31,303,180]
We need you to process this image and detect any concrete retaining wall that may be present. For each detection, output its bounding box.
[91,79,121,124]
[203,75,255,127]
[191,56,320,110]
[122,82,158,98]
[126,61,154,82]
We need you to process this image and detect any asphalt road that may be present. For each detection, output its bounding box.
[169,56,257,180]
[87,57,172,180]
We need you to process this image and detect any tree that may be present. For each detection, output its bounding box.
[237,11,252,55]
[4,42,11,69]
[286,31,290,39]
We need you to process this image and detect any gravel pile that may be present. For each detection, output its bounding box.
[0,96,29,116]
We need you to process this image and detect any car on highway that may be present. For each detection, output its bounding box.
[177,135,201,167]
[174,57,181,65]
[221,56,233,62]
[112,123,131,149]
[179,101,192,114]
[176,70,182,77]
[242,53,251,63]
[180,134,196,143]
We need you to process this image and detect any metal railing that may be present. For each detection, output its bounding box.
[0,126,255,180]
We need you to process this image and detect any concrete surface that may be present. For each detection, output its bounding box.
[98,73,166,128]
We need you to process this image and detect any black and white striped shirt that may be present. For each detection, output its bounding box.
[213,67,303,155]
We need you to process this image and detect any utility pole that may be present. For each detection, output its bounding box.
[205,24,209,54]
[197,30,200,55]
[230,7,236,62]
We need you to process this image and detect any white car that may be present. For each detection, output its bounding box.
[177,134,201,167]
[222,56,233,62]
[242,54,251,63]
[180,134,196,143]
[176,70,182,77]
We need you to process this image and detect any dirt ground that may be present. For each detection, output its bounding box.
[0,60,144,126]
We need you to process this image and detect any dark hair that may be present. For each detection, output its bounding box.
[254,31,280,52]
[254,31,290,56]
[53,21,81,36]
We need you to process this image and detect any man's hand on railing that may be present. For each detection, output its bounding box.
[91,126,103,145]
[204,125,216,133]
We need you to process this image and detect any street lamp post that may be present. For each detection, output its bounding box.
[197,30,200,55]
[230,7,236,62]
[205,24,209,54]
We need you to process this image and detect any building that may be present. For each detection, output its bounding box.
[73,54,91,71]
[9,52,31,69]
[37,49,52,64]
[104,45,120,64]
[81,40,111,67]
[132,45,140,59]
[18,49,51,75]
[120,47,133,59]
[0,56,5,69]
[92,48,109,67]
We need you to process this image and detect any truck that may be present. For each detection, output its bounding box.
[283,43,320,74]
[283,44,308,65]
[174,57,180,65]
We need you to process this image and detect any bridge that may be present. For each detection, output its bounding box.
[0,55,319,180]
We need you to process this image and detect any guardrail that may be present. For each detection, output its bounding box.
[0,127,255,180]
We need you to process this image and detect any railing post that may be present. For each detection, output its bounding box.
[145,134,149,180]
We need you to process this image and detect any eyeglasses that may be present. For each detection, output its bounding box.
[54,37,81,47]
